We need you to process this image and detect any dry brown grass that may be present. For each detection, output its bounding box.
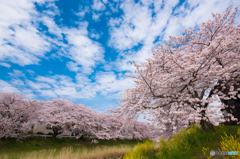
[0,145,132,159]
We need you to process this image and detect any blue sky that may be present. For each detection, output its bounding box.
[0,0,240,120]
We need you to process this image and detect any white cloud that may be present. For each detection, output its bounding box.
[0,62,11,68]
[108,2,119,13]
[162,16,183,41]
[54,87,77,96]
[75,73,92,86]
[27,70,35,76]
[0,80,37,100]
[89,29,102,39]
[76,6,90,18]
[102,0,108,3]
[43,1,60,16]
[108,17,122,27]
[90,32,100,39]
[92,12,102,21]
[0,0,51,66]
[92,0,106,11]
[8,70,25,78]
[27,80,52,90]
[39,90,58,98]
[35,76,57,85]
[41,16,63,38]
[0,80,20,93]
[10,79,25,86]
[63,27,105,74]
[76,10,86,17]
[94,71,135,96]
[66,61,81,72]
[21,89,36,99]
[102,62,115,71]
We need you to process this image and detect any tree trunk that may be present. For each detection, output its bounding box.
[52,126,62,141]
[200,120,214,130]
[52,132,58,141]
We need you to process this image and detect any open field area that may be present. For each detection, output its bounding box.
[0,138,140,159]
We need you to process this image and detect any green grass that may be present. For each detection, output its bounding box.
[123,124,240,159]
[0,137,140,159]
[2,125,240,159]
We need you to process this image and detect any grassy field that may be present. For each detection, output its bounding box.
[123,124,240,159]
[0,137,140,159]
[1,125,240,159]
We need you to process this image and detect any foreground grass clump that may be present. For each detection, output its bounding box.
[123,124,240,159]
[203,127,240,159]
[123,140,157,159]
[158,124,240,158]
[0,138,139,159]
[157,124,205,158]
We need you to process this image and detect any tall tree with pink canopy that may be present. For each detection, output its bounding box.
[0,93,41,140]
[111,6,240,134]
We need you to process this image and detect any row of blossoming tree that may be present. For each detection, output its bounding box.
[0,92,155,141]
[110,6,240,139]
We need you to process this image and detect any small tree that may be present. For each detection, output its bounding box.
[39,99,108,141]
[111,6,240,133]
[0,92,40,140]
[39,99,81,141]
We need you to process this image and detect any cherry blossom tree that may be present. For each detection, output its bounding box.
[0,92,41,140]
[39,99,123,141]
[111,6,240,133]
[39,99,103,141]
[131,121,153,140]
[93,113,124,139]
[95,113,153,140]
[73,107,114,140]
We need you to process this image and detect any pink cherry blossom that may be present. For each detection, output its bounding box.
[0,92,41,140]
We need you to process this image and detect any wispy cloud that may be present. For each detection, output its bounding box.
[63,26,105,74]
[0,80,20,93]
[27,70,35,76]
[0,62,11,68]
[8,70,25,78]
[92,0,106,11]
[75,6,90,18]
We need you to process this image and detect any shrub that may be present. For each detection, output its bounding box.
[157,124,205,158]
[123,140,156,159]
[203,128,240,159]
